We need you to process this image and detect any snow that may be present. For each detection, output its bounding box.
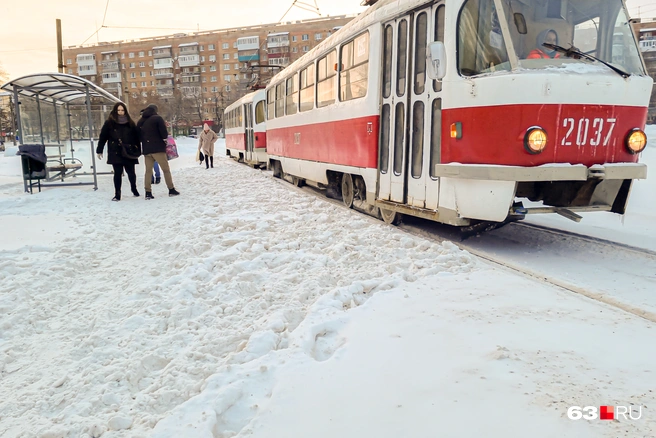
[0,131,655,437]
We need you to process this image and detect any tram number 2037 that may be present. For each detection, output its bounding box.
[561,117,617,147]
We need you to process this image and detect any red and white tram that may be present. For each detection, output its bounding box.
[265,0,651,229]
[224,89,268,167]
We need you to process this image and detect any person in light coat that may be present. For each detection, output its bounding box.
[198,123,218,169]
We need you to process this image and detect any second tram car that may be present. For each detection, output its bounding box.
[264,0,651,230]
[224,89,268,167]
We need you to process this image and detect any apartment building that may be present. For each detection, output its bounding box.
[63,15,354,126]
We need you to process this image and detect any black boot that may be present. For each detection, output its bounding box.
[168,188,180,197]
[210,156,214,168]
[206,159,209,169]
[145,191,154,200]
[155,176,161,184]
[131,186,140,197]
[112,192,121,201]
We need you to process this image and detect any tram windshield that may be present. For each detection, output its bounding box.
[458,0,645,77]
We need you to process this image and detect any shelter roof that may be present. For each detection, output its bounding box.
[0,73,121,106]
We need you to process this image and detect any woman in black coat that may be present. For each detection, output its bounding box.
[96,102,141,201]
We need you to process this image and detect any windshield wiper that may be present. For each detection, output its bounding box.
[542,43,631,78]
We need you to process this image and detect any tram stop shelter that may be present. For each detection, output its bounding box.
[1,73,121,193]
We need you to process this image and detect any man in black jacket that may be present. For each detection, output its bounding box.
[137,104,180,199]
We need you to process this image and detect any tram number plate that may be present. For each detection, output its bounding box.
[560,117,616,147]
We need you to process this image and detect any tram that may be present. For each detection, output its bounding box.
[224,89,268,167]
[264,0,651,230]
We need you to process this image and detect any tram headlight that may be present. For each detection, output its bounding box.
[524,127,548,154]
[626,129,647,154]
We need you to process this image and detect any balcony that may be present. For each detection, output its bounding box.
[178,54,200,67]
[267,32,290,48]
[237,36,260,51]
[153,46,172,59]
[102,72,121,83]
[101,61,120,71]
[78,65,97,76]
[157,86,174,96]
[154,69,174,78]
[238,50,260,62]
[154,58,173,69]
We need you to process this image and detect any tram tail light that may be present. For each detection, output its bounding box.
[625,128,647,154]
[450,122,462,139]
[524,127,547,154]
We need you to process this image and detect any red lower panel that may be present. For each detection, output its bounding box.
[267,116,379,168]
[442,104,646,166]
[226,133,246,151]
[254,131,267,149]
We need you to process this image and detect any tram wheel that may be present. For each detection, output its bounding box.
[292,175,305,187]
[272,161,282,179]
[380,208,401,225]
[341,173,354,208]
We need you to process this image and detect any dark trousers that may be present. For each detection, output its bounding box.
[112,163,137,195]
[205,155,213,168]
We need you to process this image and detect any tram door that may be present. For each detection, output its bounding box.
[407,4,445,210]
[378,4,445,210]
[244,103,254,162]
[378,16,411,203]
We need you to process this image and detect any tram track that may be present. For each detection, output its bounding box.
[259,166,656,325]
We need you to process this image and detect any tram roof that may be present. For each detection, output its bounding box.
[1,72,121,106]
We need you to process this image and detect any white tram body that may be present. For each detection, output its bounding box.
[265,0,652,226]
[224,89,267,166]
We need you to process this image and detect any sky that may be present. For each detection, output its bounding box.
[0,132,654,436]
[1,0,655,80]
[0,0,366,80]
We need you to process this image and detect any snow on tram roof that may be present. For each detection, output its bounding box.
[267,0,428,86]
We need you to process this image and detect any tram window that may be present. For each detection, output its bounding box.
[238,106,243,127]
[300,63,315,112]
[286,75,298,115]
[414,12,428,95]
[458,0,510,76]
[267,88,275,119]
[429,98,442,179]
[380,104,391,173]
[340,31,369,101]
[255,101,266,124]
[397,19,408,97]
[433,5,445,92]
[411,101,424,178]
[393,102,405,176]
[383,25,393,99]
[317,50,337,107]
[275,83,285,118]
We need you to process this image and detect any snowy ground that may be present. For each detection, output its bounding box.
[0,133,654,438]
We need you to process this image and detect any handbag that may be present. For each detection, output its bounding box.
[119,139,141,160]
[198,150,204,163]
[166,140,179,161]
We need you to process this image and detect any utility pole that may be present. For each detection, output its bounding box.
[56,19,64,73]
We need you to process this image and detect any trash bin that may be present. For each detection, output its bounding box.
[17,144,48,193]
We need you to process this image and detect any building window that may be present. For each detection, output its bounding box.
[200,45,204,51]
[226,85,231,92]
[151,81,154,86]
[224,64,230,70]
[131,82,137,88]
[139,62,145,67]
[130,62,135,68]
[139,51,145,57]
[121,53,125,59]
[148,50,152,56]
[201,66,206,72]
[209,44,215,50]
[211,76,217,82]
[66,59,72,65]
[122,63,125,69]
[141,81,147,87]
[234,63,239,69]
[202,77,207,82]
[223,54,230,60]
[209,55,216,62]
[204,87,208,92]
[292,36,297,42]
[67,68,72,74]
[292,47,298,53]
[302,34,309,41]
[315,33,322,40]
[302,46,309,52]
[210,65,217,71]
[130,72,136,78]
[129,52,135,58]
[222,42,229,49]
[201,56,205,62]
[148,61,153,66]
[233,42,238,48]
[233,53,238,59]
[211,86,218,92]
